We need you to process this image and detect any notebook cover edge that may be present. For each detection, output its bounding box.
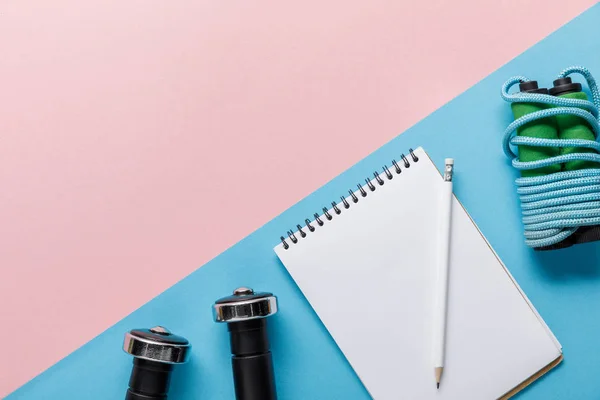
[500,354,564,400]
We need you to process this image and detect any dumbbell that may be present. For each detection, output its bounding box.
[123,326,190,400]
[213,287,279,400]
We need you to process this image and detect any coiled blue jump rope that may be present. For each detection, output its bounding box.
[501,66,600,248]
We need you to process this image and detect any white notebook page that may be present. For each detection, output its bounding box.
[274,147,561,399]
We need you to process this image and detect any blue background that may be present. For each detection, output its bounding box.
[8,5,600,399]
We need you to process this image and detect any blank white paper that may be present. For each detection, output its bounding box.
[274,147,561,400]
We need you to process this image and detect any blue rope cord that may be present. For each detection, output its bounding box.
[501,66,600,248]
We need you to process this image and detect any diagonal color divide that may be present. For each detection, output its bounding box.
[0,1,598,398]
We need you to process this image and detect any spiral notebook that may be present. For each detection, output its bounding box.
[274,147,562,399]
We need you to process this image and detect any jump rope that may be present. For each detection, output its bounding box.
[501,66,600,250]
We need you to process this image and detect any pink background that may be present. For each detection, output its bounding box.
[0,0,596,396]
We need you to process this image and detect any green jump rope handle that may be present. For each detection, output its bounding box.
[549,77,600,247]
[550,77,598,170]
[510,81,561,177]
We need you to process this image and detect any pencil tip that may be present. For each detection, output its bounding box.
[434,367,443,389]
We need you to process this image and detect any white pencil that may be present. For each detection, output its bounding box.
[433,158,454,389]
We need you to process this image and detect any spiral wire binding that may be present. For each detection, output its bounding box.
[501,66,600,248]
[280,149,419,249]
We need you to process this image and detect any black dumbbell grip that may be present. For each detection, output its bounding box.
[125,358,173,400]
[228,319,277,400]
[232,352,277,400]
